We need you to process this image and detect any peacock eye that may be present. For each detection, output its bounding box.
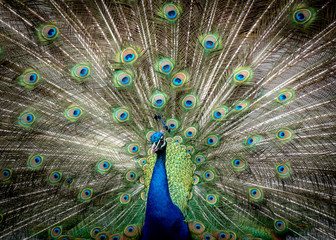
[162,3,181,22]
[233,100,249,112]
[200,34,220,51]
[276,89,295,103]
[293,9,312,24]
[188,221,205,234]
[50,226,62,237]
[114,71,133,87]
[49,171,62,184]
[249,187,263,201]
[274,219,287,233]
[1,168,12,181]
[151,91,167,109]
[126,171,137,182]
[194,154,206,165]
[113,107,130,123]
[184,127,197,138]
[203,170,215,181]
[233,67,253,84]
[244,135,261,148]
[206,194,217,204]
[275,164,291,178]
[205,135,219,147]
[40,24,59,40]
[276,128,293,141]
[97,159,112,173]
[64,106,83,122]
[124,225,139,237]
[171,72,188,88]
[182,95,197,110]
[120,47,138,64]
[80,188,93,201]
[127,143,140,154]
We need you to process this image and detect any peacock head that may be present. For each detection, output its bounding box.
[150,132,166,155]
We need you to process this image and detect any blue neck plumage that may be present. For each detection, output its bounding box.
[142,145,190,240]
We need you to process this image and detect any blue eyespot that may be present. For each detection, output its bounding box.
[251,190,257,196]
[187,131,193,136]
[53,173,60,180]
[278,166,285,173]
[132,146,138,152]
[279,94,287,101]
[67,178,72,184]
[162,64,171,72]
[206,173,210,178]
[85,190,91,196]
[29,74,37,83]
[155,99,163,106]
[93,229,100,234]
[121,76,130,84]
[207,138,214,144]
[124,54,135,62]
[247,138,254,144]
[124,195,129,200]
[214,111,222,118]
[3,170,9,177]
[234,159,240,166]
[185,100,193,107]
[142,160,146,164]
[100,235,107,240]
[195,224,201,229]
[173,78,182,85]
[220,233,226,238]
[205,235,211,240]
[73,109,81,117]
[278,131,285,138]
[128,227,134,232]
[54,227,61,234]
[130,173,135,179]
[79,67,88,77]
[120,112,127,120]
[196,157,200,162]
[296,12,305,21]
[26,114,34,123]
[236,74,245,80]
[170,124,176,128]
[34,156,41,164]
[209,196,214,201]
[47,28,56,37]
[103,162,109,169]
[205,40,215,48]
[167,10,177,19]
[113,237,120,240]
[235,105,243,110]
[276,221,283,227]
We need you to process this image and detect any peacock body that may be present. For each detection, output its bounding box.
[0,0,335,239]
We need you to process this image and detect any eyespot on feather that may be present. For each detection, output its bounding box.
[171,72,188,88]
[140,191,147,200]
[205,135,219,147]
[232,67,253,84]
[194,154,206,165]
[181,94,197,110]
[275,164,292,178]
[231,157,247,171]
[200,34,220,51]
[123,225,139,237]
[276,89,295,103]
[150,91,167,109]
[125,171,137,182]
[193,175,200,185]
[0,168,12,181]
[120,193,131,204]
[113,107,130,123]
[173,136,183,143]
[274,219,287,233]
[18,111,36,128]
[120,47,138,64]
[96,232,110,240]
[184,127,197,138]
[211,106,228,121]
[39,23,59,41]
[114,71,133,87]
[186,145,195,154]
[90,227,103,238]
[214,231,230,239]
[162,3,181,22]
[18,69,40,89]
[233,100,250,112]
[63,178,74,188]
[50,226,62,238]
[293,9,313,24]
[203,170,215,181]
[127,143,140,154]
[96,159,112,174]
[48,171,62,184]
[206,194,218,205]
[156,58,174,75]
[188,221,205,234]
[276,128,294,141]
[27,154,44,170]
[80,188,93,201]
[64,105,83,122]
[244,135,262,148]
[70,63,91,82]
[166,118,180,132]
[249,187,263,201]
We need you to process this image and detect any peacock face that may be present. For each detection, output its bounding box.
[150,132,166,154]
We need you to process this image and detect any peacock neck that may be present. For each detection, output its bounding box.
[146,147,174,211]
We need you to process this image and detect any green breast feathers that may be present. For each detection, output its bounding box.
[144,137,194,213]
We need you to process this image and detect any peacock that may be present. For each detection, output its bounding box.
[0,0,335,239]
